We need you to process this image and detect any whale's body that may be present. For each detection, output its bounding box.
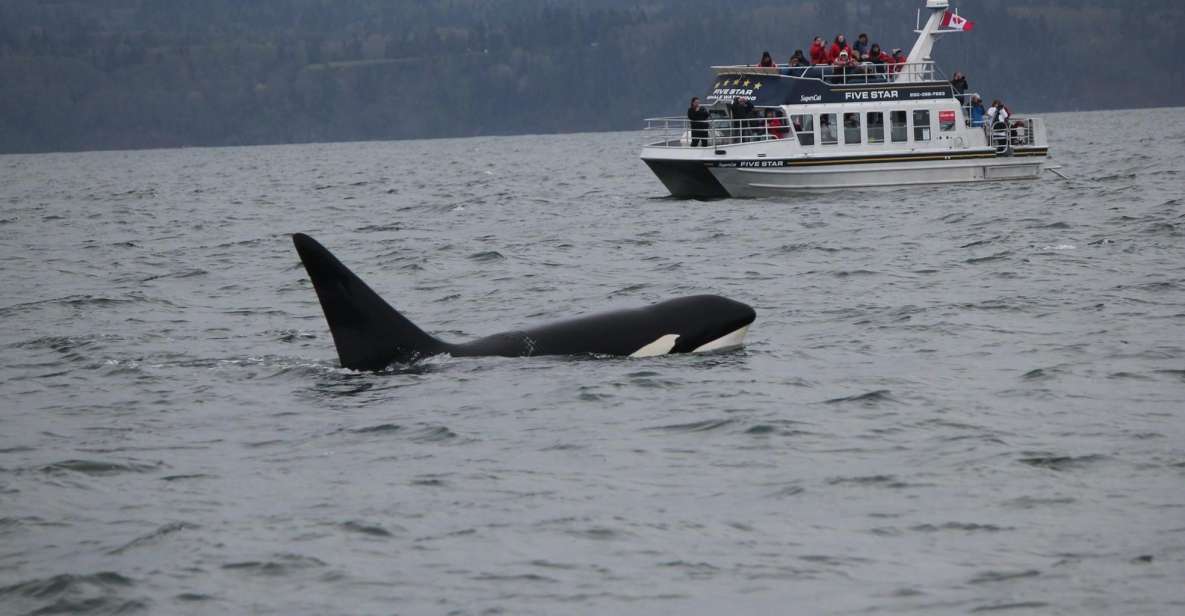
[293,233,756,370]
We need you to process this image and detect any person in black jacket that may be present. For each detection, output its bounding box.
[731,97,755,140]
[951,71,970,105]
[687,97,711,147]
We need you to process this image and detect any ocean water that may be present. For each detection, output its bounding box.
[1,107,1183,615]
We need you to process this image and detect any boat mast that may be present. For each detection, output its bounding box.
[898,0,950,83]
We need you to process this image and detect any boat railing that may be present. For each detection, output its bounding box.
[986,116,1040,154]
[958,91,982,127]
[710,60,946,86]
[643,116,792,148]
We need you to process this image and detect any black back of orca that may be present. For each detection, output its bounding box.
[293,233,755,370]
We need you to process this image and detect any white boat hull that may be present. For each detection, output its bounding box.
[641,139,1050,198]
[709,154,1045,196]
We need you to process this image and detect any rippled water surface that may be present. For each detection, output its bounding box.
[2,108,1184,614]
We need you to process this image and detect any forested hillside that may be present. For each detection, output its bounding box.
[1,0,1181,153]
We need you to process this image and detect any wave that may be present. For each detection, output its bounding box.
[339,520,398,537]
[823,390,896,405]
[38,459,162,476]
[108,522,197,555]
[0,571,144,615]
[1018,454,1106,471]
[221,553,326,575]
[965,251,1012,264]
[468,250,506,262]
[645,418,735,433]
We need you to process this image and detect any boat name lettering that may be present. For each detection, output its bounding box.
[737,160,786,168]
[843,90,900,101]
[799,94,823,103]
[710,88,755,99]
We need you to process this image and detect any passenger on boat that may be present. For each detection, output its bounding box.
[1009,118,1028,144]
[731,97,756,140]
[687,97,711,147]
[765,109,787,139]
[868,44,892,64]
[849,50,876,80]
[832,49,856,76]
[986,99,1009,127]
[819,113,837,144]
[890,48,907,73]
[861,44,890,77]
[810,37,828,65]
[951,72,970,104]
[969,95,986,127]
[758,51,775,68]
[853,33,870,57]
[788,50,807,67]
[828,34,851,63]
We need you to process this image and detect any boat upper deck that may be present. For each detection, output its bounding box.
[705,61,956,108]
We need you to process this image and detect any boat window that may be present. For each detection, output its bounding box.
[867,112,885,144]
[939,109,957,131]
[819,113,838,145]
[890,111,907,142]
[843,113,861,145]
[791,114,814,146]
[913,109,931,141]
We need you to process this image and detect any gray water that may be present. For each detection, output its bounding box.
[1,107,1183,615]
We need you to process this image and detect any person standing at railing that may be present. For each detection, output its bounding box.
[832,50,856,74]
[890,49,907,74]
[951,72,970,105]
[687,97,711,147]
[869,44,893,76]
[986,99,1009,126]
[829,34,848,63]
[827,34,851,63]
[810,37,828,65]
[783,50,808,76]
[969,95,986,127]
[853,33,870,58]
[758,51,775,68]
[731,97,756,141]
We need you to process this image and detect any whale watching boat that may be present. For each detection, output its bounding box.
[640,0,1050,197]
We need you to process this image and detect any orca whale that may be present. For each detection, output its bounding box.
[292,233,756,371]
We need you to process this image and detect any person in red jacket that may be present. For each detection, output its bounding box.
[868,43,893,64]
[828,34,850,63]
[809,37,827,65]
[765,108,787,139]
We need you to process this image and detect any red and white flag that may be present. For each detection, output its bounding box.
[942,10,975,31]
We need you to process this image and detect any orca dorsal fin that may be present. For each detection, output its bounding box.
[293,233,448,370]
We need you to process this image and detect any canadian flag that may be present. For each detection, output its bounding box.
[942,10,975,31]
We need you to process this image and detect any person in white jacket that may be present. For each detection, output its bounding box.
[986,99,1009,127]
